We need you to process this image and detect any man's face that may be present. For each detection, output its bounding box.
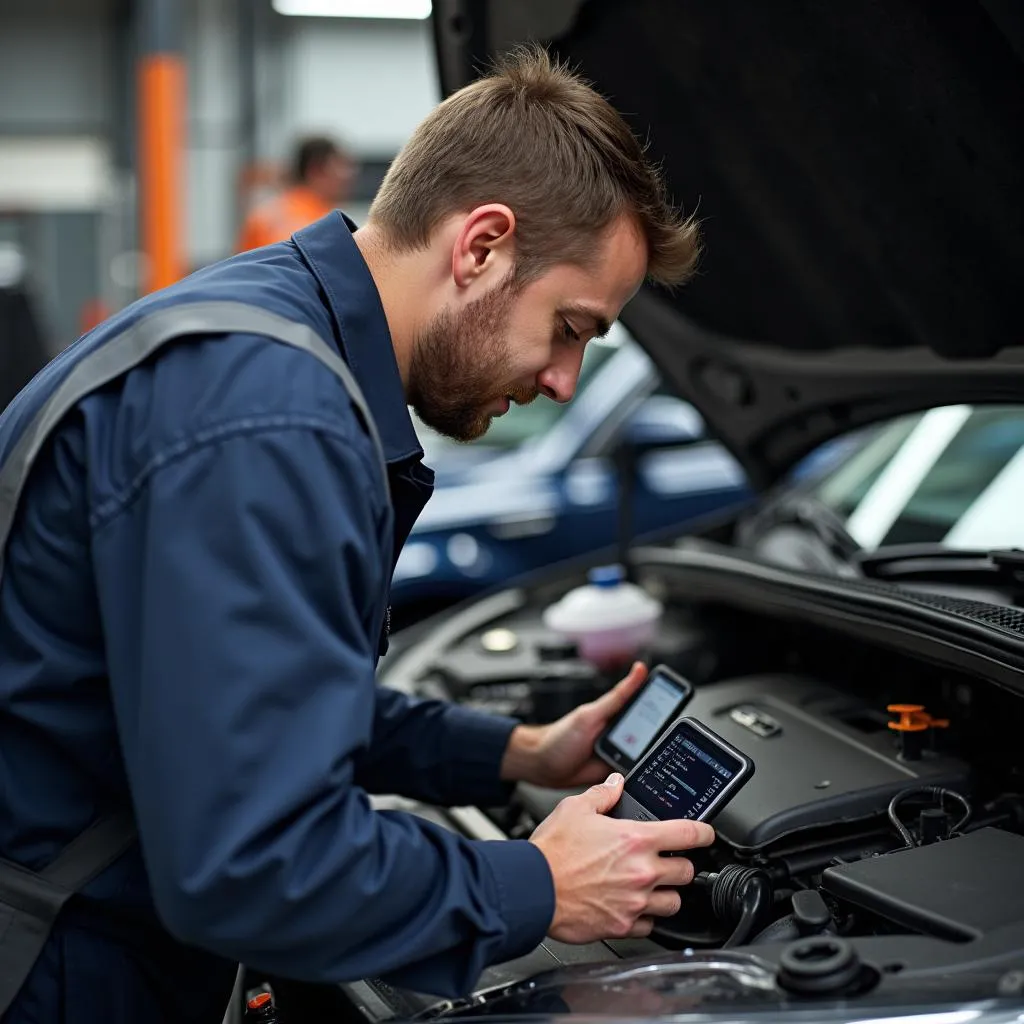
[409,214,647,443]
[310,153,355,204]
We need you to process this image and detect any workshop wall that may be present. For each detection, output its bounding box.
[0,2,116,350]
[0,0,439,352]
[253,12,440,229]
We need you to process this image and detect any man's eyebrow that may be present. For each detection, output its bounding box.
[562,304,612,338]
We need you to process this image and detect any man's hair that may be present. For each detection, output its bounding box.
[369,45,699,287]
[292,135,345,184]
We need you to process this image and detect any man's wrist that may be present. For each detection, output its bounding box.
[500,723,546,784]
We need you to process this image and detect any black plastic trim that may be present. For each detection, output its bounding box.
[632,543,1024,694]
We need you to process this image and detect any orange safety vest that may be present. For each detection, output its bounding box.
[236,186,337,252]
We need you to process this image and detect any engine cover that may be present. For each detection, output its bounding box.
[822,827,1024,940]
[682,675,969,852]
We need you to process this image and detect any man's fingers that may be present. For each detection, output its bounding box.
[628,915,655,938]
[576,772,625,814]
[590,661,648,718]
[645,888,683,919]
[655,855,696,889]
[646,818,716,853]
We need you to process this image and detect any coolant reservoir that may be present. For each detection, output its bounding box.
[542,564,663,669]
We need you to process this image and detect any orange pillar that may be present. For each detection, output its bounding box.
[137,0,185,293]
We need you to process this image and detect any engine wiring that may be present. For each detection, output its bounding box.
[887,786,972,849]
[652,867,775,949]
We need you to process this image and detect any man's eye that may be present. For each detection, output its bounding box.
[562,320,581,342]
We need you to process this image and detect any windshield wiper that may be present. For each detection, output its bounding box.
[855,544,1024,603]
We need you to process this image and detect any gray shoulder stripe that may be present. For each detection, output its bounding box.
[0,301,389,586]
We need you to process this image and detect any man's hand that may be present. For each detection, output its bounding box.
[530,773,715,942]
[501,662,648,789]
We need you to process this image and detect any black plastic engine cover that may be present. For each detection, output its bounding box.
[822,828,1024,941]
[515,674,969,853]
[681,675,969,852]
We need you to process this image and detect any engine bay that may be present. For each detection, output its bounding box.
[355,547,1024,1018]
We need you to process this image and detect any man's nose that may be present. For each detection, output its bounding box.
[537,348,585,404]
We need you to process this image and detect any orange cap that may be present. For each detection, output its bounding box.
[887,704,949,732]
[247,992,273,1011]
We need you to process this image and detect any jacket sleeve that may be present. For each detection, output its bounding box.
[356,686,520,808]
[90,416,555,995]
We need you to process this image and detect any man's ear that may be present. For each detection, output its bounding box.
[452,205,516,289]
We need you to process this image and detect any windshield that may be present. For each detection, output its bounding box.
[413,337,621,459]
[814,405,1024,551]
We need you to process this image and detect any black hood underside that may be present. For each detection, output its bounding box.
[432,0,1024,485]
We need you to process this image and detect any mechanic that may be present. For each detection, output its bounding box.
[0,47,708,1023]
[237,134,357,253]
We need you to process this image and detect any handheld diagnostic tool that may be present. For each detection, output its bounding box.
[595,665,695,774]
[610,717,754,824]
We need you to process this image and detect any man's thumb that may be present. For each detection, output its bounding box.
[585,772,624,813]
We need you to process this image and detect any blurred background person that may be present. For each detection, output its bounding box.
[236,135,356,252]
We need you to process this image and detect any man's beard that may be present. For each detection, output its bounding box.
[408,274,537,442]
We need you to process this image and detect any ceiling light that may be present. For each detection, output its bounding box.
[272,0,431,18]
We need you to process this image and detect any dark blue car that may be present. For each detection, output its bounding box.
[390,326,754,625]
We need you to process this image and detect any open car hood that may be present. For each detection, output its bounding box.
[431,0,1024,487]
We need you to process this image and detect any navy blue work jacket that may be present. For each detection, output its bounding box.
[0,213,554,1023]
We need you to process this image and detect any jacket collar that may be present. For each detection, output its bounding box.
[293,212,424,466]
